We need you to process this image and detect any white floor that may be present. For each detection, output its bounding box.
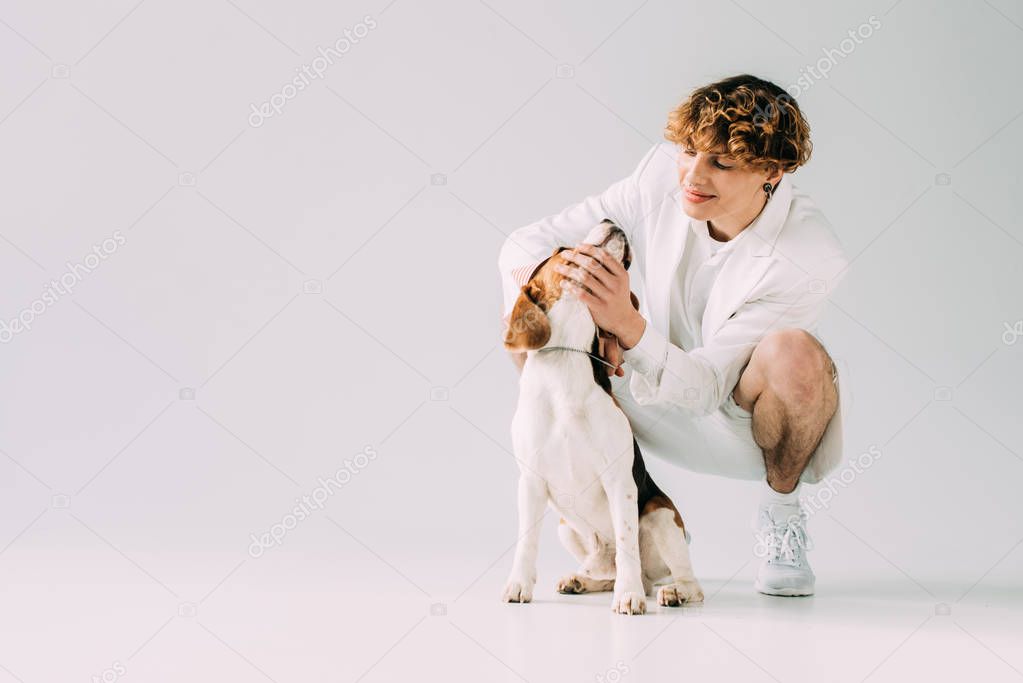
[1,531,1021,683]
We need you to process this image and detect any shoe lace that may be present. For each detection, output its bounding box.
[761,511,813,565]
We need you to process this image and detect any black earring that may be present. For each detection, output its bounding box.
[763,182,774,200]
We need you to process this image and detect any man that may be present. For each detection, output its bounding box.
[498,74,849,596]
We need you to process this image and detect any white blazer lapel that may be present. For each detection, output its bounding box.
[700,175,794,338]
[701,246,775,337]
[644,190,690,336]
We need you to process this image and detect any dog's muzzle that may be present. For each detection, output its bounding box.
[582,219,631,270]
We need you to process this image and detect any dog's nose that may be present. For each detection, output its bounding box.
[605,228,626,253]
[582,219,617,247]
[603,222,625,238]
[580,220,629,269]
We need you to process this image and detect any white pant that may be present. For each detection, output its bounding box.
[614,360,844,485]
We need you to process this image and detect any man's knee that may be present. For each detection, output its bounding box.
[753,328,832,405]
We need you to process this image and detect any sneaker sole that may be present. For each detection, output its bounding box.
[754,580,814,597]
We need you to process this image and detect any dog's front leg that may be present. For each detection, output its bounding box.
[603,475,647,615]
[501,474,547,603]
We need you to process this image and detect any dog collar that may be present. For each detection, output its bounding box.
[536,345,619,371]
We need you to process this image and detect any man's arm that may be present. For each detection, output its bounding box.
[621,252,849,415]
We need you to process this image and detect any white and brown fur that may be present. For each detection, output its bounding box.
[501,220,703,615]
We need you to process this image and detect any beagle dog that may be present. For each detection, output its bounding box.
[501,220,704,615]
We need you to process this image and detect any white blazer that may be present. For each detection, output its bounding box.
[498,142,850,482]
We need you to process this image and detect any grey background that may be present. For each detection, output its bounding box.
[0,0,1021,681]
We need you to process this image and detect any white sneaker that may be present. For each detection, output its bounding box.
[752,502,815,596]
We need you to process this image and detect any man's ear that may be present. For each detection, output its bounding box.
[503,282,550,352]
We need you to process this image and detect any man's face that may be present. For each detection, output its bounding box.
[675,146,774,224]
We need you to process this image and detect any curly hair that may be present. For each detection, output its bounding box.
[665,74,812,174]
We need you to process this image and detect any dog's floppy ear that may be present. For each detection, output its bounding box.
[503,281,551,352]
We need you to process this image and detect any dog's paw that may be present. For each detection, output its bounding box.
[611,590,646,615]
[556,575,585,594]
[501,580,534,603]
[657,580,704,607]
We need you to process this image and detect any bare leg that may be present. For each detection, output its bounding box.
[732,329,839,493]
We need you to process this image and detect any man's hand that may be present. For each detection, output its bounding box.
[557,243,646,348]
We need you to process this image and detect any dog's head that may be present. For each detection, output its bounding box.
[503,220,632,353]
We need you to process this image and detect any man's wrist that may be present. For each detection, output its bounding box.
[616,313,646,350]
